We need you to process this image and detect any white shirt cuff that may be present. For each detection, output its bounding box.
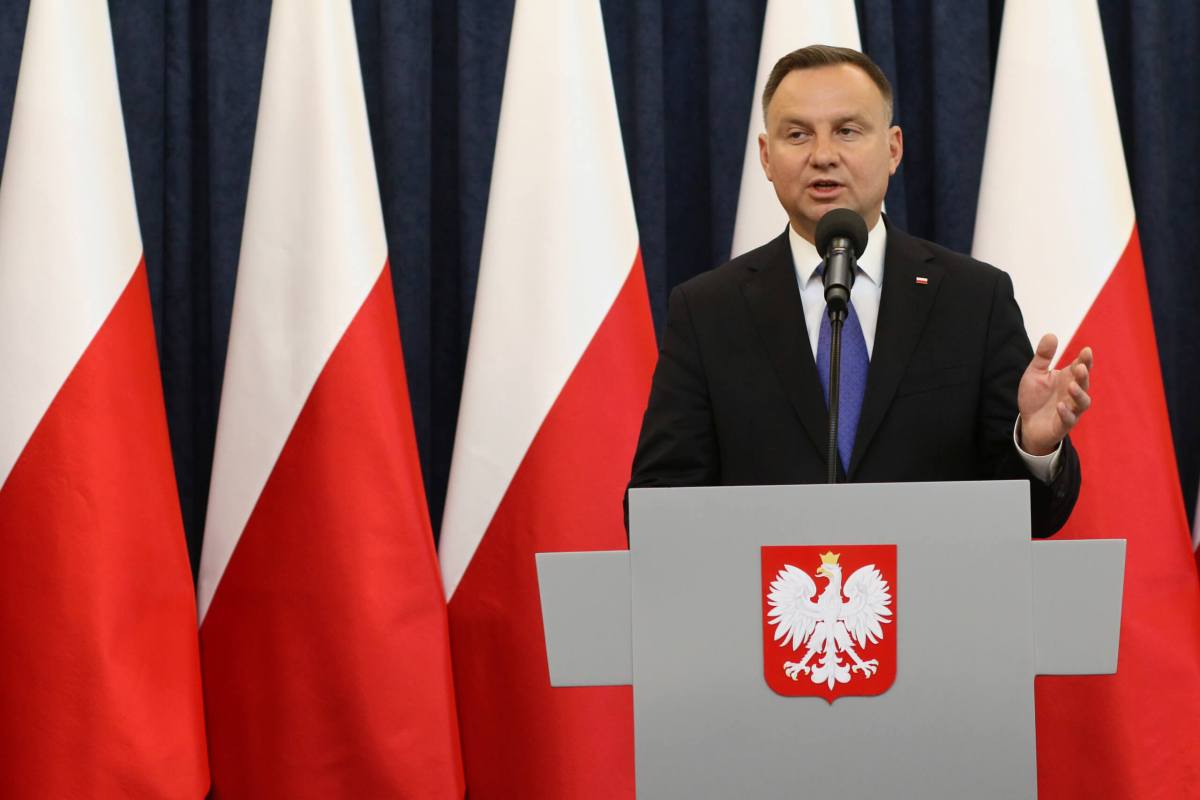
[1012,417,1062,484]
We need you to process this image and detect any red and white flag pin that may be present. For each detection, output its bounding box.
[915,276,929,285]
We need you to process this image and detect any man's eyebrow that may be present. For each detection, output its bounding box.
[775,112,875,128]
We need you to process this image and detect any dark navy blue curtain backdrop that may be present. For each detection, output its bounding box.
[0,1,1196,573]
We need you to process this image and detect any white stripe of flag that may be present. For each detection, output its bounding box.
[0,0,141,488]
[973,0,1133,348]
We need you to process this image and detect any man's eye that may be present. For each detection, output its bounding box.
[838,127,860,137]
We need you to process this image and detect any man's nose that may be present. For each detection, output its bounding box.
[811,133,839,167]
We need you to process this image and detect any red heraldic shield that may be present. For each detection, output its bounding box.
[762,545,897,702]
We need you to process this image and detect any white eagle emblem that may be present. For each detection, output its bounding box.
[766,551,893,689]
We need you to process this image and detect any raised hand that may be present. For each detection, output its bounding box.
[1017,333,1093,456]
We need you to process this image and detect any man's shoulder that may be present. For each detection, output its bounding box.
[673,230,791,301]
[890,225,1009,285]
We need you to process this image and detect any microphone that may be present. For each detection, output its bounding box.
[814,208,868,484]
[815,208,868,315]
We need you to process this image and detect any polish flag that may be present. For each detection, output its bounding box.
[437,0,657,796]
[731,0,862,257]
[196,2,464,796]
[974,1,1200,795]
[0,1,208,796]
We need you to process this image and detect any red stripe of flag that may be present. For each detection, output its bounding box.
[0,263,209,797]
[201,264,464,797]
[1035,229,1200,798]
[449,255,655,797]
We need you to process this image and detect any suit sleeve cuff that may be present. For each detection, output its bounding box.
[1013,417,1062,484]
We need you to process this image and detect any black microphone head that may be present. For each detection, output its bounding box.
[815,208,869,258]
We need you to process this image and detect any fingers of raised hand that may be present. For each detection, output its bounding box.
[1031,333,1059,371]
[1054,381,1091,432]
[1071,361,1090,391]
[1068,381,1091,413]
[1056,401,1078,428]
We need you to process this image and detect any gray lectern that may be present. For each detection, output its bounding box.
[536,481,1124,799]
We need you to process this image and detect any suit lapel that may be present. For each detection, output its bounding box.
[740,230,830,463]
[848,225,943,477]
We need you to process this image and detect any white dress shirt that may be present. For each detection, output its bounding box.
[789,220,885,359]
[786,219,1062,483]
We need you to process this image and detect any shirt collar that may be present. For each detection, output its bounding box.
[788,215,887,287]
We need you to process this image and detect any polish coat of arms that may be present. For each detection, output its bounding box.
[761,545,897,701]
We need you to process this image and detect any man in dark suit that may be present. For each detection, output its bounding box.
[629,45,1092,537]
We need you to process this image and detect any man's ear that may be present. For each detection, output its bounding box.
[758,132,773,182]
[888,125,903,176]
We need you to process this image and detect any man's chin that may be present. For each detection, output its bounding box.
[810,202,883,230]
[797,203,855,234]
[813,201,856,218]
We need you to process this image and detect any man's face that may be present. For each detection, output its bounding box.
[758,64,902,244]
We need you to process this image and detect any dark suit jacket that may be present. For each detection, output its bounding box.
[629,222,1079,537]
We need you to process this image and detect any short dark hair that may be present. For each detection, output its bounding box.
[761,45,894,124]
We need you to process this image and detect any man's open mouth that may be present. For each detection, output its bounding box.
[808,180,844,196]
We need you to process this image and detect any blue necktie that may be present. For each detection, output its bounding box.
[816,291,869,473]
